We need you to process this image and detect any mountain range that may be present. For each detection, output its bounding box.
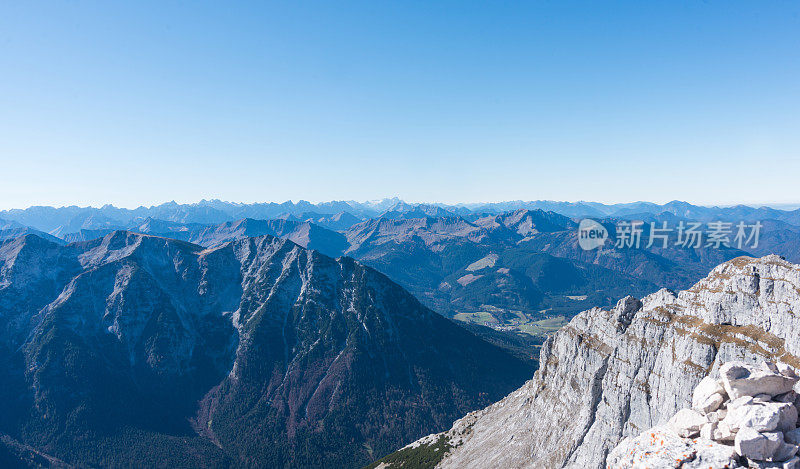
[3,200,800,344]
[0,232,531,468]
[3,199,800,236]
[3,199,800,468]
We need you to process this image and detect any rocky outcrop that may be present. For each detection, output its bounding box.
[609,361,800,468]
[378,254,800,468]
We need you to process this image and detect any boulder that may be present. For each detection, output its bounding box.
[748,456,800,469]
[701,421,718,440]
[786,428,800,446]
[608,360,800,468]
[607,426,741,469]
[702,420,737,443]
[774,442,800,462]
[734,428,783,460]
[708,411,723,424]
[776,391,798,404]
[721,362,799,400]
[773,401,799,433]
[687,442,743,469]
[779,363,800,380]
[725,402,782,433]
[697,393,726,415]
[669,408,708,438]
[730,396,756,409]
[719,421,738,442]
[694,376,728,414]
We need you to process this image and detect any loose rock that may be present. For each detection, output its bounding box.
[774,442,800,462]
[721,362,799,400]
[695,376,728,413]
[669,408,708,438]
[786,428,800,446]
[735,428,783,461]
[724,403,782,433]
[607,426,741,469]
[610,360,800,468]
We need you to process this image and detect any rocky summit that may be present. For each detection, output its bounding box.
[372,254,800,468]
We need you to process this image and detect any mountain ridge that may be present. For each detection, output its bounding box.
[4,199,800,236]
[0,231,532,468]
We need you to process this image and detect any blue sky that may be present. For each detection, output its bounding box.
[0,1,798,209]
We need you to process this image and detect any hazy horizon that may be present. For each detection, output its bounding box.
[2,197,800,213]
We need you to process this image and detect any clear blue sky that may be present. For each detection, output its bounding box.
[1,1,799,209]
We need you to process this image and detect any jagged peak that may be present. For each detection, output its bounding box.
[728,254,793,268]
[641,287,679,309]
[613,296,642,331]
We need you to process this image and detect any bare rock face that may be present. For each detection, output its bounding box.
[390,255,800,469]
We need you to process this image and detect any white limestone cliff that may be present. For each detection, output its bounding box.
[389,255,800,468]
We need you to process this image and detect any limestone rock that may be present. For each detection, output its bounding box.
[704,393,727,414]
[717,421,738,442]
[703,413,736,441]
[779,364,799,380]
[774,441,800,462]
[669,408,709,438]
[701,421,718,440]
[607,426,741,469]
[395,256,800,469]
[775,402,799,433]
[735,428,783,461]
[748,457,800,469]
[612,296,642,332]
[775,391,798,404]
[721,362,799,400]
[694,376,728,414]
[724,403,782,433]
[786,428,800,446]
[616,360,800,467]
[731,396,758,409]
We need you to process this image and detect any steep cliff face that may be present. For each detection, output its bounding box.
[379,254,800,469]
